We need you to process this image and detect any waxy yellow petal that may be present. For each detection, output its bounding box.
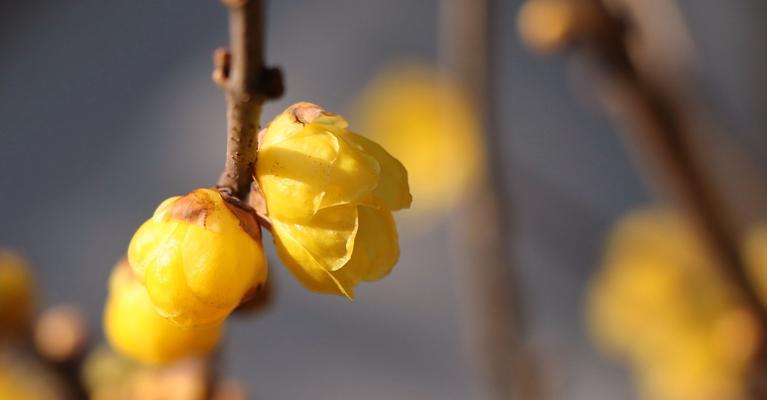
[258,128,379,222]
[272,223,352,297]
[345,206,400,281]
[344,132,412,210]
[271,204,358,274]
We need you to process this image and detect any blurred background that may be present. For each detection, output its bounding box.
[2,0,767,399]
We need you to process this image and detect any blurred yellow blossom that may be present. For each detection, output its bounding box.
[255,102,411,297]
[128,188,267,327]
[588,209,759,400]
[354,63,484,217]
[105,259,223,364]
[82,345,140,399]
[517,0,577,54]
[0,249,36,338]
[0,352,63,400]
[83,346,219,400]
[128,358,209,400]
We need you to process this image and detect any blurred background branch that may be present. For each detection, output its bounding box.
[520,0,767,395]
[440,0,543,398]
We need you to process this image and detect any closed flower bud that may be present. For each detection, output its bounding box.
[256,102,411,297]
[128,188,267,327]
[104,259,223,364]
[0,249,36,338]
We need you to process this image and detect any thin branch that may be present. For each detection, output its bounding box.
[215,0,283,201]
[521,0,767,394]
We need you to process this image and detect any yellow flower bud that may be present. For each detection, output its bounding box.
[0,249,36,338]
[256,102,411,297]
[104,259,223,364]
[128,188,267,327]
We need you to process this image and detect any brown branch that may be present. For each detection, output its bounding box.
[521,0,767,395]
[215,0,283,201]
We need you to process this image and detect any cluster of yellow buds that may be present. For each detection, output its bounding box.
[0,250,89,399]
[105,102,411,363]
[588,209,761,400]
[105,187,265,363]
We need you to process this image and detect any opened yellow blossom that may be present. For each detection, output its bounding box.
[256,102,411,297]
[588,209,759,400]
[128,188,267,327]
[0,249,36,338]
[355,63,484,217]
[104,259,223,364]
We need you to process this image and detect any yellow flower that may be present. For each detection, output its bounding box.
[0,249,36,338]
[587,209,759,400]
[354,63,484,217]
[104,259,223,364]
[128,188,267,327]
[256,102,411,297]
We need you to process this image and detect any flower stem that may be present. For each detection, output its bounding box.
[214,0,283,201]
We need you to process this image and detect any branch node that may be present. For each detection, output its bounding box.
[212,47,232,87]
[215,0,282,201]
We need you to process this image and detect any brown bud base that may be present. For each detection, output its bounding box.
[167,188,264,243]
[217,189,263,242]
